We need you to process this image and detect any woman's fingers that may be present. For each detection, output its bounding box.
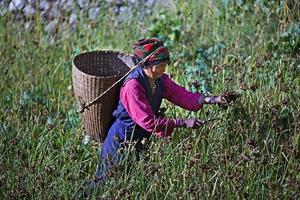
[194,119,205,127]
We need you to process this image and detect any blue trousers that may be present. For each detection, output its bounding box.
[93,119,148,181]
[84,119,149,196]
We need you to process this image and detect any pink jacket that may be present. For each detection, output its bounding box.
[120,74,203,137]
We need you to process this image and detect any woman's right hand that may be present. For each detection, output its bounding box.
[215,95,229,108]
[216,91,241,108]
[199,91,240,108]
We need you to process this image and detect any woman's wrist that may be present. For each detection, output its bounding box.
[175,119,184,127]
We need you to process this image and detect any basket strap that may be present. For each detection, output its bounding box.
[77,49,160,114]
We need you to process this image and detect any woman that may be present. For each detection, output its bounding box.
[86,38,231,194]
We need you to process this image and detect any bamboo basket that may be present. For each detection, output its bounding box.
[72,50,134,142]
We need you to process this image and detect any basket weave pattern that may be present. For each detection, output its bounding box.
[72,51,133,142]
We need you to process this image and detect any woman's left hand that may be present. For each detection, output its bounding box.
[176,119,206,128]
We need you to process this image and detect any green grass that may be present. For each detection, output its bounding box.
[1,0,299,199]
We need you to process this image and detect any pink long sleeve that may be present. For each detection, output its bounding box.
[162,74,203,111]
[120,79,176,137]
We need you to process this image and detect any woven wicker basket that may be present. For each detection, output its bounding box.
[72,50,134,142]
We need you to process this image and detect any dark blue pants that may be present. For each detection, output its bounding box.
[84,119,149,197]
[94,119,127,182]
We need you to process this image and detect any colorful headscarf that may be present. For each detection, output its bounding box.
[133,38,170,67]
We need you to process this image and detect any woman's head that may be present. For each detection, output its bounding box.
[133,38,170,67]
[143,61,168,79]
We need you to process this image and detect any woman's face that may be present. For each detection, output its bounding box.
[145,62,168,79]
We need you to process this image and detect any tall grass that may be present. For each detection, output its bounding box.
[0,0,299,199]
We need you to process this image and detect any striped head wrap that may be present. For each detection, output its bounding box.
[133,38,170,67]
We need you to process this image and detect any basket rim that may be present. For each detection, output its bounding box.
[72,50,133,79]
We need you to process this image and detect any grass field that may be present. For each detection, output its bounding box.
[1,0,299,199]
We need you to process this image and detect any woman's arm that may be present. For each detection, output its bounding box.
[120,79,176,137]
[162,74,228,109]
[162,74,203,111]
